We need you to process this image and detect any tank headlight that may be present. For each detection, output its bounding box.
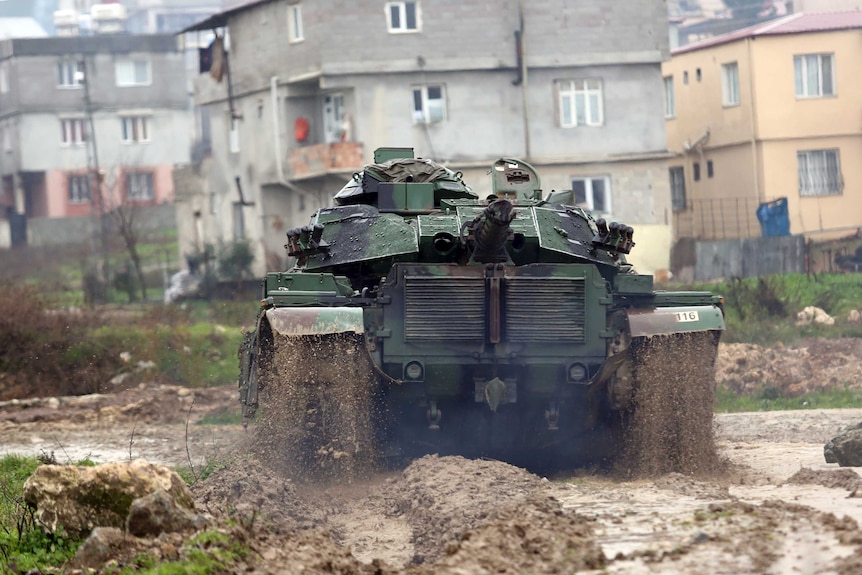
[404,361,424,382]
[567,363,588,383]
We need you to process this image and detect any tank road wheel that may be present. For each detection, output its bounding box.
[620,331,722,477]
[250,332,380,483]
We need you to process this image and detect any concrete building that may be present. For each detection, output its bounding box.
[0,34,191,247]
[180,0,674,277]
[121,0,226,34]
[662,11,862,241]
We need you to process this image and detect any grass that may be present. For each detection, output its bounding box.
[715,386,862,413]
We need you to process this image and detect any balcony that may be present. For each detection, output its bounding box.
[289,142,364,180]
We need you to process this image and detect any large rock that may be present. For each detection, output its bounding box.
[127,489,204,537]
[71,527,126,570]
[23,459,194,537]
[824,423,862,466]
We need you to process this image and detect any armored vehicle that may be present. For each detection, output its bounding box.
[239,148,724,477]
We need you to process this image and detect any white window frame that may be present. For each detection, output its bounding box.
[0,65,8,94]
[386,1,420,33]
[115,59,152,87]
[412,84,445,124]
[664,76,675,118]
[58,60,85,89]
[558,79,604,128]
[60,118,87,146]
[287,3,304,43]
[721,62,739,106]
[120,115,150,143]
[794,53,835,99]
[126,172,154,201]
[798,149,842,197]
[68,174,91,204]
[571,176,612,215]
[2,126,10,152]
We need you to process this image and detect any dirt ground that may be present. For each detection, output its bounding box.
[5,340,862,574]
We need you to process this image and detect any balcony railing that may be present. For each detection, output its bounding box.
[288,142,364,179]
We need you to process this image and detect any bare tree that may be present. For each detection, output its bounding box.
[101,158,151,303]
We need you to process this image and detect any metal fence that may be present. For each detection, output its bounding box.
[673,197,762,240]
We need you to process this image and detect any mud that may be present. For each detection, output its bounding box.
[623,332,722,477]
[250,333,380,483]
[7,340,862,573]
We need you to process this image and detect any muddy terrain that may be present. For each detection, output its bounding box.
[4,340,862,573]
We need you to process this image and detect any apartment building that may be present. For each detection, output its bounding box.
[0,34,191,246]
[181,0,674,276]
[663,12,862,240]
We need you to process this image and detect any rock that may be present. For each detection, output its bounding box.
[796,306,835,326]
[23,459,195,537]
[71,527,125,570]
[825,424,862,466]
[126,489,205,537]
[849,309,861,323]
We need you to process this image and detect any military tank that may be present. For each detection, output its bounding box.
[238,148,724,478]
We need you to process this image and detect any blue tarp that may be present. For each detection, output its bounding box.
[756,197,790,237]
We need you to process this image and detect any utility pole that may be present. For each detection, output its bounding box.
[80,54,110,303]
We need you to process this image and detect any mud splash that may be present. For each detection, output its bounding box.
[248,333,380,483]
[622,332,724,477]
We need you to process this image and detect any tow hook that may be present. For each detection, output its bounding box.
[427,401,442,430]
[545,401,560,431]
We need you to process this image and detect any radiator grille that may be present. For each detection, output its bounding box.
[505,277,586,343]
[404,277,485,341]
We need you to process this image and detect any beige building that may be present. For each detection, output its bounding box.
[663,11,862,240]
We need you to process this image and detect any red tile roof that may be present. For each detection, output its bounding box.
[673,11,862,55]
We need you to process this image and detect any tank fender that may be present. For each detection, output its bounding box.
[626,305,725,338]
[265,307,365,337]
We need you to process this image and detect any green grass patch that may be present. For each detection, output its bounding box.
[715,386,862,413]
[196,410,244,426]
[0,455,89,574]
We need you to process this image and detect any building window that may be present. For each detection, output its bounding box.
[0,65,7,94]
[683,71,689,84]
[558,79,603,127]
[58,60,85,88]
[571,176,611,214]
[798,149,842,196]
[693,162,701,182]
[696,68,702,82]
[60,118,87,145]
[2,127,10,152]
[115,60,151,87]
[794,53,834,98]
[664,76,675,118]
[68,174,91,204]
[386,1,419,33]
[126,172,154,201]
[233,202,245,239]
[287,3,303,42]
[669,167,686,211]
[707,160,714,178]
[229,117,240,153]
[721,62,739,106]
[412,85,445,124]
[121,116,150,143]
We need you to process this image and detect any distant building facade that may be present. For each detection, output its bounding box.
[181,0,675,277]
[663,12,862,241]
[0,34,191,246]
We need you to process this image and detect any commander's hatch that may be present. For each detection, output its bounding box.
[491,158,542,201]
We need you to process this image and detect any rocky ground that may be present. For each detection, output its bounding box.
[4,339,862,573]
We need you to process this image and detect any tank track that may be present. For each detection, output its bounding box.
[251,333,380,483]
[620,331,721,477]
